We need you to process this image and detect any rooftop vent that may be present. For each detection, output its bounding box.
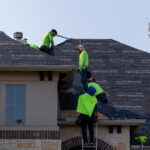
[13,32,28,44]
[13,32,23,40]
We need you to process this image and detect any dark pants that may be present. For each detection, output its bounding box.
[96,93,108,103]
[80,114,94,143]
[80,68,88,91]
[40,45,54,56]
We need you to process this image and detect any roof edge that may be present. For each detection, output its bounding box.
[131,145,150,149]
[0,65,77,71]
[58,119,146,126]
[98,119,146,126]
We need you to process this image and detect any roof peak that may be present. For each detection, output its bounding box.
[0,31,7,36]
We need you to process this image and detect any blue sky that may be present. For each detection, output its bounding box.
[0,0,150,52]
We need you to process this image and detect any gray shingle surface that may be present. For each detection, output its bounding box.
[59,86,143,120]
[0,34,73,66]
[55,39,150,115]
[0,33,149,144]
[55,39,150,145]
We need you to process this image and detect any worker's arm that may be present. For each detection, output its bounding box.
[48,33,55,47]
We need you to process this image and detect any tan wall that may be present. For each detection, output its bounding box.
[60,125,130,150]
[60,110,108,120]
[60,126,81,141]
[99,126,130,150]
[26,81,57,126]
[0,139,61,150]
[0,71,59,127]
[0,71,59,82]
[59,110,130,149]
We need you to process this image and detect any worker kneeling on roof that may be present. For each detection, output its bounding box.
[75,45,89,91]
[77,87,98,145]
[88,78,108,103]
[40,29,57,56]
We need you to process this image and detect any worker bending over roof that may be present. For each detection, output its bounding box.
[88,78,108,103]
[40,29,57,56]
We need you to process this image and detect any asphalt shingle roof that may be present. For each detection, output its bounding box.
[0,33,149,144]
[59,86,143,120]
[55,39,150,116]
[0,33,73,66]
[55,39,150,144]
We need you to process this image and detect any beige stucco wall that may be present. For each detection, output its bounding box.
[99,126,130,150]
[59,110,130,149]
[0,71,59,127]
[60,125,130,150]
[0,139,61,150]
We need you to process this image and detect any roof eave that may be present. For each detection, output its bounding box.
[98,119,146,126]
[58,119,146,126]
[0,65,77,71]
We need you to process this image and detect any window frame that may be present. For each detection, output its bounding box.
[5,84,26,126]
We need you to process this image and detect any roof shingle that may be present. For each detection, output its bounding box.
[55,39,150,144]
[0,34,74,66]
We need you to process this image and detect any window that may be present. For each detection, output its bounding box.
[117,125,122,133]
[109,125,114,133]
[40,71,45,81]
[48,71,52,81]
[6,85,25,125]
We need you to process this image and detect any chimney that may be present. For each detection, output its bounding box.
[13,32,28,44]
[13,32,23,40]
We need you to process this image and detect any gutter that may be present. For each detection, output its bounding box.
[131,145,150,150]
[0,65,77,71]
[58,119,146,126]
[97,119,146,126]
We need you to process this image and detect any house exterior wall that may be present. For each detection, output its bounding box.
[59,125,130,150]
[60,110,109,120]
[0,71,59,127]
[59,110,130,149]
[59,109,130,150]
[0,139,61,150]
[100,126,130,150]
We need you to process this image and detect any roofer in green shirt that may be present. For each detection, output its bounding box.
[75,45,89,91]
[77,87,98,145]
[88,78,108,103]
[40,29,57,56]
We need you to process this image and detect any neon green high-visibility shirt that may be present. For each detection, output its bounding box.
[135,136,147,143]
[30,44,40,50]
[41,32,54,48]
[88,82,104,96]
[77,93,97,117]
[79,51,89,71]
